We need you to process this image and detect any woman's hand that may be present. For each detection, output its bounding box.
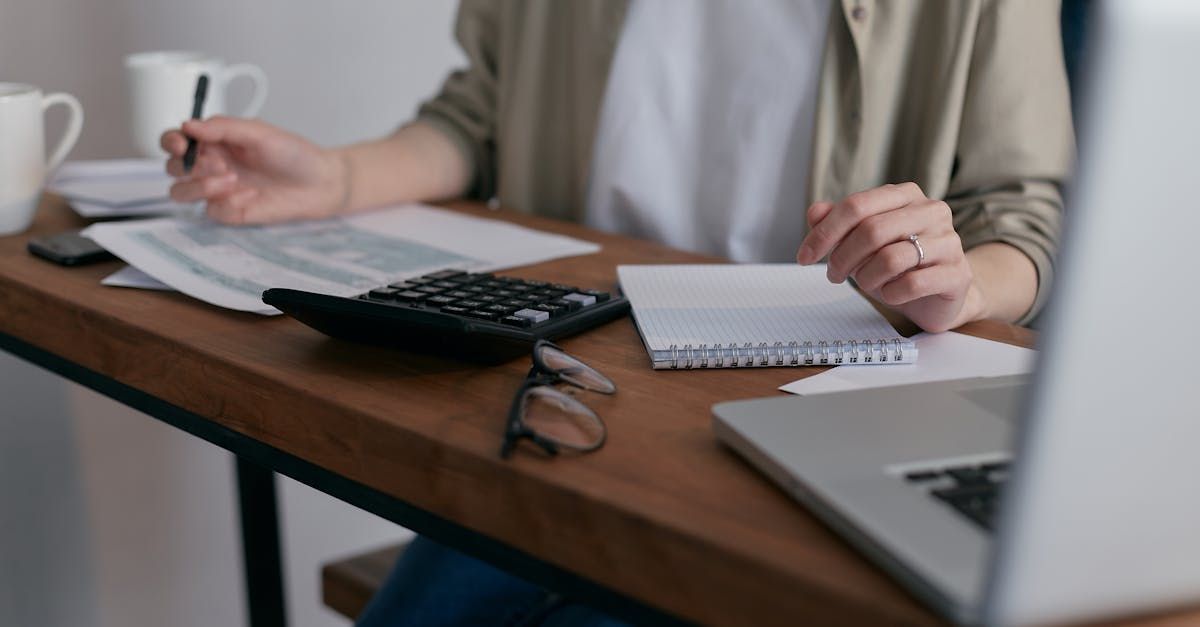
[796,182,982,332]
[161,116,348,224]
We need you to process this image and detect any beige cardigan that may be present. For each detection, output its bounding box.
[417,0,1073,323]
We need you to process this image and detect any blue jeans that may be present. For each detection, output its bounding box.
[356,536,633,627]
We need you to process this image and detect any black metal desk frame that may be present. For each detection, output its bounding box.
[0,331,688,627]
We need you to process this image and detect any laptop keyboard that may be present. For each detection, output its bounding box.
[904,461,1010,532]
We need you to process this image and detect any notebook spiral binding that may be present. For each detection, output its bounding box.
[661,337,911,369]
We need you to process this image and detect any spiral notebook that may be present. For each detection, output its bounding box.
[617,264,917,369]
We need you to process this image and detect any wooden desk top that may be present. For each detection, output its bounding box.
[0,197,1190,626]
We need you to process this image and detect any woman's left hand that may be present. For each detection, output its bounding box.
[796,182,978,333]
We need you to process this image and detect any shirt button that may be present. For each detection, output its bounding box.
[852,6,867,21]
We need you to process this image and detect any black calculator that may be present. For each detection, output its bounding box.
[262,269,630,364]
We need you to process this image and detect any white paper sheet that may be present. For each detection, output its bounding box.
[52,177,171,206]
[102,265,175,291]
[52,158,163,181]
[47,158,198,217]
[617,264,903,348]
[83,204,601,315]
[69,198,203,219]
[779,331,1036,396]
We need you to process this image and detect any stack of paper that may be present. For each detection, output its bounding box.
[48,159,199,218]
[84,204,602,315]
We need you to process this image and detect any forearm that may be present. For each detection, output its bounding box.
[955,242,1039,327]
[330,121,472,213]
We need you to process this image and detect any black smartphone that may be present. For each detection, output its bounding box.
[27,230,117,266]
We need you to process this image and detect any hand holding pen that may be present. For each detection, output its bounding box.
[161,92,350,225]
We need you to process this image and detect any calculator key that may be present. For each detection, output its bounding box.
[548,298,582,312]
[537,303,568,317]
[446,290,473,299]
[522,280,549,288]
[485,304,517,315]
[465,309,502,321]
[427,295,458,306]
[450,273,491,284]
[492,289,516,298]
[533,289,566,299]
[500,315,533,328]
[440,305,471,315]
[549,283,578,292]
[474,295,500,304]
[387,282,417,290]
[407,277,434,285]
[415,285,445,294]
[368,287,400,299]
[481,280,507,289]
[461,285,486,293]
[432,280,460,289]
[562,293,597,307]
[513,308,551,323]
[456,299,484,309]
[424,269,465,280]
[500,299,531,308]
[507,284,535,293]
[394,290,429,302]
[580,289,611,302]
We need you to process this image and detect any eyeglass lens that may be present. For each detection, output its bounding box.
[520,386,606,451]
[536,344,616,394]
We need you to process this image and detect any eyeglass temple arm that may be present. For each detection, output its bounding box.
[500,427,559,459]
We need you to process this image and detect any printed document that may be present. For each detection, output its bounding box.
[83,204,601,314]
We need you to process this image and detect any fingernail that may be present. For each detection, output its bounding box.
[797,244,815,265]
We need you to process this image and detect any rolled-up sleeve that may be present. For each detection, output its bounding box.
[948,0,1075,325]
[415,0,500,201]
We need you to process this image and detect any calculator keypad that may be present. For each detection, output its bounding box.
[359,269,610,328]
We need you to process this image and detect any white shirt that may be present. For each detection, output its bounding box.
[585,0,832,263]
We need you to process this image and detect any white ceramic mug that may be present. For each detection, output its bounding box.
[125,51,268,158]
[0,83,83,235]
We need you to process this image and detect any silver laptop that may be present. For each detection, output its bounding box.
[713,2,1200,625]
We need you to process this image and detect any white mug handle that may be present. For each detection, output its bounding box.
[219,63,269,118]
[42,92,84,171]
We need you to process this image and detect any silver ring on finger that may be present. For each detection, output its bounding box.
[907,233,926,268]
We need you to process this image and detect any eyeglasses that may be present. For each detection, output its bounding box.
[501,340,615,459]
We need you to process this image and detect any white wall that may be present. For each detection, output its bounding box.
[0,2,464,626]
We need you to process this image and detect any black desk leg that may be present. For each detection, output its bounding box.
[235,456,288,627]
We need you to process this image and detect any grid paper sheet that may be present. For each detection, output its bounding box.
[617,264,904,350]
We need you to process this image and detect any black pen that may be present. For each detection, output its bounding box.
[182,74,209,173]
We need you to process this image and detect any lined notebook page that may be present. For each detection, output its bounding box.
[617,264,902,350]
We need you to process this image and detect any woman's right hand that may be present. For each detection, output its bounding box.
[162,116,348,224]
